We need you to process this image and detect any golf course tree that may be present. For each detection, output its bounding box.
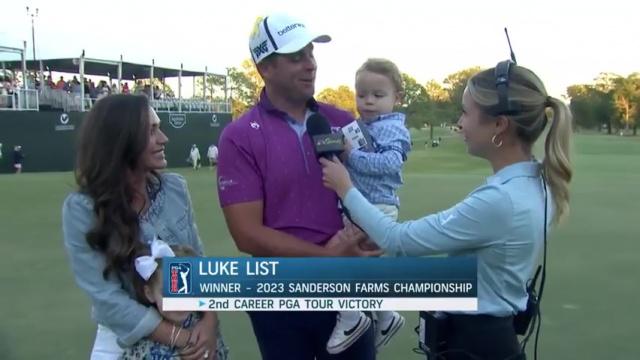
[611,73,640,135]
[566,84,615,133]
[316,86,357,117]
[566,72,640,135]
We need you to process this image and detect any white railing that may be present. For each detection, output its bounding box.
[1,88,231,113]
[0,89,39,111]
[39,87,93,112]
[151,99,231,113]
[0,94,14,109]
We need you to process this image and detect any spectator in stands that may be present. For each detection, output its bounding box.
[143,84,151,99]
[0,81,8,108]
[1,79,15,108]
[72,78,82,95]
[56,76,66,90]
[104,81,112,95]
[46,75,54,88]
[134,80,143,95]
[97,81,110,99]
[26,75,37,90]
[89,79,97,99]
[153,85,162,100]
[122,82,130,94]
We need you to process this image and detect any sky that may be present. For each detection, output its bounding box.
[1,0,638,99]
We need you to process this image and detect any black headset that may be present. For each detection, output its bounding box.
[488,60,522,116]
[488,29,522,117]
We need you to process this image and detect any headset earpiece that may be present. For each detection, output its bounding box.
[488,59,521,116]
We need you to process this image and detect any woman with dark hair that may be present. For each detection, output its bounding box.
[62,95,223,360]
[321,63,572,360]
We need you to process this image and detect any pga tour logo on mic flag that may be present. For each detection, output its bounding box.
[169,262,192,295]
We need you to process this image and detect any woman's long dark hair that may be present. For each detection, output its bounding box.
[75,94,160,278]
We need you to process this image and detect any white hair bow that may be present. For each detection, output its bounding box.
[134,237,175,281]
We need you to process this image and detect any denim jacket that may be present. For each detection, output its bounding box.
[62,173,203,347]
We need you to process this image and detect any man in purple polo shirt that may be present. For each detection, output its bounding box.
[217,12,378,360]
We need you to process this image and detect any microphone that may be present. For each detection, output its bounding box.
[307,113,364,233]
[307,113,344,159]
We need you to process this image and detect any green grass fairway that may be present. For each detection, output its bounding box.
[1,131,638,359]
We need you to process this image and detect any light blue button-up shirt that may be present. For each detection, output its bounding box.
[344,161,552,316]
[346,112,411,207]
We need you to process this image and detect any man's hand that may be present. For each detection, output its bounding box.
[344,219,382,252]
[359,239,381,252]
[325,227,383,257]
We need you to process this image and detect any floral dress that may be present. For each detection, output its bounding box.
[120,312,229,360]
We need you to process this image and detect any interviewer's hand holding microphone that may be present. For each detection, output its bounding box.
[320,156,352,200]
[306,113,381,255]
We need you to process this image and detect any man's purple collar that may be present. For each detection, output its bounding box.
[257,88,320,118]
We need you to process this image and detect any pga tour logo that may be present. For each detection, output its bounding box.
[169,262,192,295]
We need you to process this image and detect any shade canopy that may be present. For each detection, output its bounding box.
[0,57,223,80]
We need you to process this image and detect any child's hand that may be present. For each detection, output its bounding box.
[340,140,353,163]
[344,138,353,154]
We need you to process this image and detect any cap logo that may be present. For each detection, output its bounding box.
[277,23,305,36]
[252,40,269,59]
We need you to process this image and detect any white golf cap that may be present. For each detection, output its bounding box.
[249,13,331,64]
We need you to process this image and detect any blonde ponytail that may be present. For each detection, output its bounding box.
[543,97,573,223]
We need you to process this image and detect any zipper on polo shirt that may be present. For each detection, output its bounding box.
[297,135,310,174]
[286,118,311,174]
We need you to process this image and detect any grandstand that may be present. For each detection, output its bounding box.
[0,44,232,173]
[1,45,230,113]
